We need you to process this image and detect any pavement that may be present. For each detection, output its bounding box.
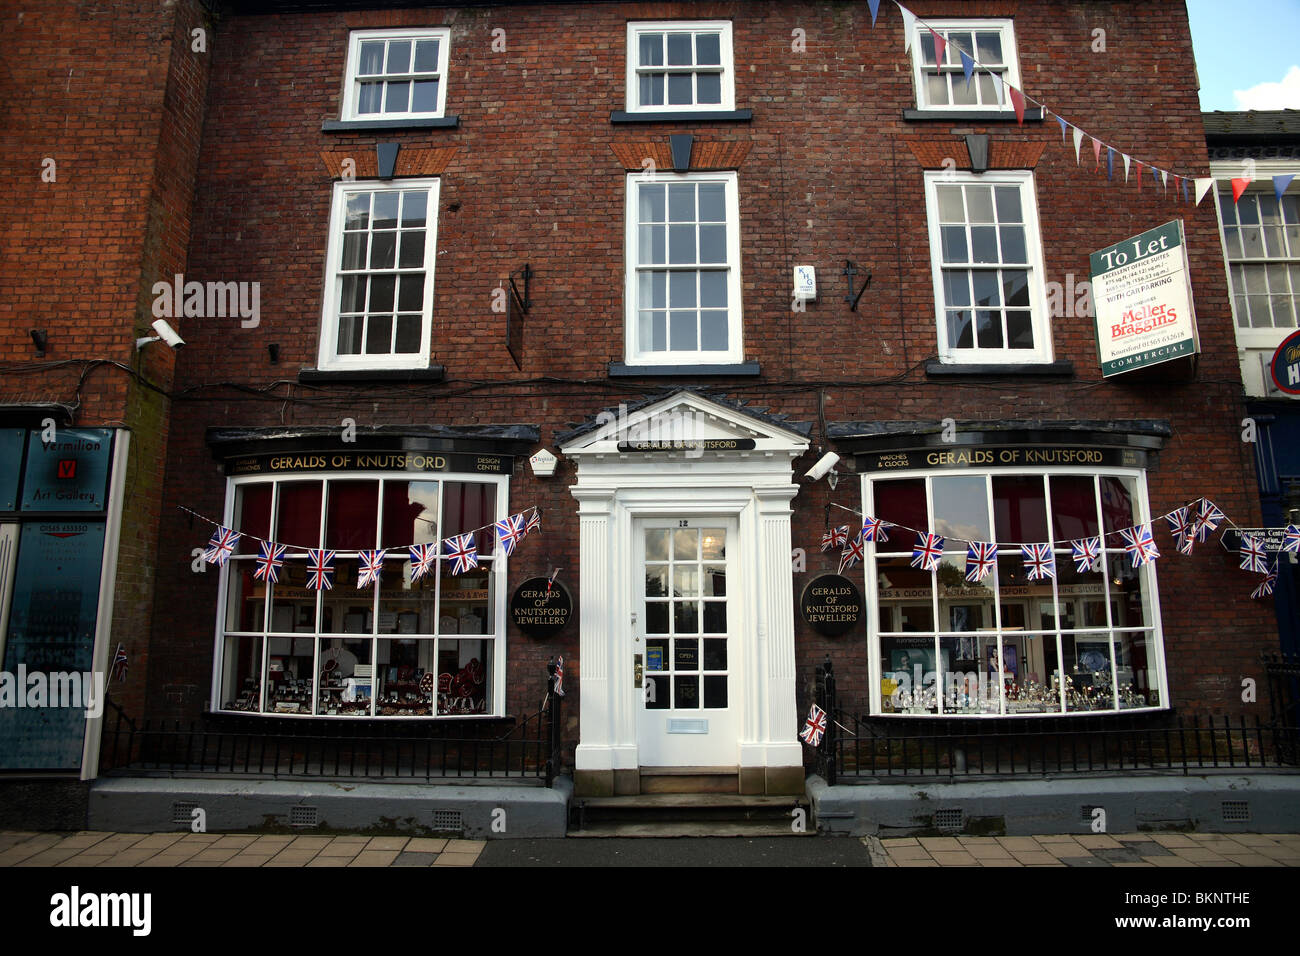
[875,832,1300,867]
[2,829,1299,866]
[0,830,485,867]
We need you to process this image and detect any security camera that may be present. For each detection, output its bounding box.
[137,318,185,351]
[803,451,840,482]
[152,318,185,349]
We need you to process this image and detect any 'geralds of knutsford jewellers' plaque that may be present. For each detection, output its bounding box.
[800,574,863,636]
[510,578,573,637]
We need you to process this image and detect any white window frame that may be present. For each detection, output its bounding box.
[924,169,1053,365]
[341,27,451,122]
[623,170,744,366]
[625,20,735,114]
[210,470,510,720]
[909,18,1020,113]
[317,178,439,371]
[861,465,1170,719]
[1210,158,1300,352]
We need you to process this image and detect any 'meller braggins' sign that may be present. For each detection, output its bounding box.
[1090,220,1200,377]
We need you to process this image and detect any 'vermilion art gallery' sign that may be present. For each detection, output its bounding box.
[1090,219,1200,377]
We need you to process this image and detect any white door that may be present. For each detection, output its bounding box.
[634,517,739,768]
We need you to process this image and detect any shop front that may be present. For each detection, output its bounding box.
[560,391,810,796]
[203,426,538,722]
[0,425,128,773]
[827,420,1173,720]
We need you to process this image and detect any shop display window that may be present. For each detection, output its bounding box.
[866,468,1167,717]
[215,473,506,718]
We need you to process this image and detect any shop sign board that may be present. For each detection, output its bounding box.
[1090,219,1200,377]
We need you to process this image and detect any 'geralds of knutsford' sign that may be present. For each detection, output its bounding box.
[1269,328,1300,395]
[1090,220,1200,377]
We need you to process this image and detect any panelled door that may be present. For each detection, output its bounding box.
[633,516,739,767]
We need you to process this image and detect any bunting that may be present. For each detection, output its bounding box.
[357,549,386,588]
[822,525,850,552]
[879,0,1274,207]
[839,533,867,574]
[443,533,479,575]
[911,533,945,572]
[965,541,998,583]
[408,542,437,582]
[253,541,287,583]
[306,549,336,590]
[1119,525,1159,568]
[204,526,240,567]
[1021,542,1056,580]
[1070,536,1102,574]
[1240,534,1269,575]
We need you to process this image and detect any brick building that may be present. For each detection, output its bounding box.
[1,0,1279,815]
[0,0,209,823]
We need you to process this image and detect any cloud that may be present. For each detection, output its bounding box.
[1233,65,1300,110]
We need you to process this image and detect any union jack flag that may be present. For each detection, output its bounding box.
[111,643,128,683]
[443,533,479,575]
[1192,498,1226,542]
[861,515,891,543]
[1284,524,1300,554]
[1240,533,1270,574]
[911,533,945,572]
[253,541,287,583]
[306,549,336,590]
[1119,525,1159,568]
[1252,562,1279,599]
[799,703,828,747]
[965,541,998,583]
[357,549,386,588]
[546,566,562,594]
[524,507,542,536]
[204,526,241,567]
[495,513,528,558]
[838,532,866,574]
[553,655,566,697]
[1070,536,1102,573]
[1165,507,1195,555]
[408,542,437,581]
[1021,542,1057,580]
[821,525,849,552]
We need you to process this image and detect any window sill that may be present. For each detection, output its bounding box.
[609,360,760,378]
[924,359,1073,378]
[298,366,447,384]
[902,108,1044,123]
[322,117,460,132]
[611,109,753,124]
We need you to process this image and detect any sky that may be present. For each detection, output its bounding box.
[1187,0,1300,112]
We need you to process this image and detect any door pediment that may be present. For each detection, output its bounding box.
[559,390,810,462]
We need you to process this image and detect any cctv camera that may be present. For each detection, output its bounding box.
[803,451,840,482]
[152,318,185,349]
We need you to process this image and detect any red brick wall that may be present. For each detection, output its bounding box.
[0,0,212,722]
[149,1,1270,748]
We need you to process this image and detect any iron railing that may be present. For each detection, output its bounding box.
[100,662,565,786]
[813,658,1299,783]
